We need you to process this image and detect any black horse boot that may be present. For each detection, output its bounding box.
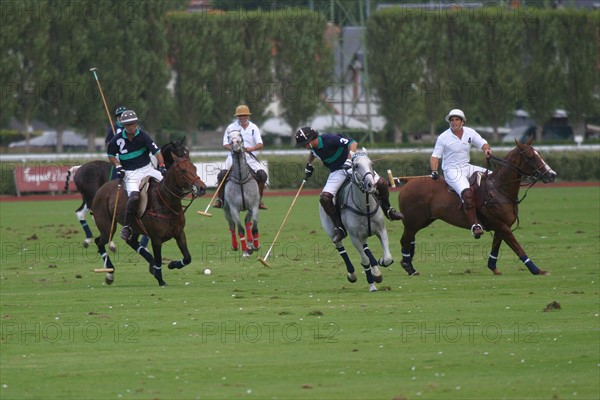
[320,192,346,242]
[213,169,227,208]
[376,177,403,220]
[120,191,140,240]
[257,170,268,210]
[461,188,483,238]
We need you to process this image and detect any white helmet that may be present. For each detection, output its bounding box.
[445,109,466,123]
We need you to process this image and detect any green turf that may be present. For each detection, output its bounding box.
[1,186,599,399]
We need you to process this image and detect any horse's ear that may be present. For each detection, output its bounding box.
[178,136,186,146]
[526,135,533,146]
[514,138,521,147]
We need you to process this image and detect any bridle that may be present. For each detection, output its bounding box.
[487,147,553,204]
[350,152,375,194]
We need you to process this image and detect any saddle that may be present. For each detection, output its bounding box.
[445,172,489,211]
[136,176,156,217]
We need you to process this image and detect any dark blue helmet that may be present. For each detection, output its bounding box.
[114,106,127,117]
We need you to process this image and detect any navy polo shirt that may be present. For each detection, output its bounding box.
[311,133,356,172]
[107,128,160,170]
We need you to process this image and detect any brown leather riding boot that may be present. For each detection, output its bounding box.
[258,180,267,210]
[376,178,403,220]
[213,182,225,208]
[320,192,346,242]
[461,188,483,238]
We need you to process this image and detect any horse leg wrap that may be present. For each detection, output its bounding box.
[487,249,499,270]
[100,252,114,269]
[337,246,355,273]
[245,221,254,243]
[230,228,238,250]
[362,244,378,266]
[168,258,190,270]
[252,232,260,249]
[239,233,248,252]
[137,246,155,265]
[362,263,374,284]
[79,220,93,239]
[152,265,165,286]
[519,255,540,274]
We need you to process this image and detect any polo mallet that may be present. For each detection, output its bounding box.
[106,180,122,258]
[258,179,306,268]
[197,167,231,217]
[387,170,431,187]
[90,67,116,137]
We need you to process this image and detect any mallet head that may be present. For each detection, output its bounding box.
[257,257,271,268]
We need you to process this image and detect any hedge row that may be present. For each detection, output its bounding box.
[1,151,597,196]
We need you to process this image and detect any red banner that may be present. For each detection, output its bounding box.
[13,165,76,195]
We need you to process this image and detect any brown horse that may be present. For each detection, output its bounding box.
[91,154,206,286]
[398,139,556,276]
[67,139,188,247]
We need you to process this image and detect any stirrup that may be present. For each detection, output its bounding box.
[471,224,483,239]
[120,225,132,241]
[332,226,347,243]
[386,207,404,221]
[213,199,223,209]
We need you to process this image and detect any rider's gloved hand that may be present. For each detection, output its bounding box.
[304,163,314,180]
[343,159,352,170]
[159,164,168,177]
[430,170,439,181]
[116,166,125,180]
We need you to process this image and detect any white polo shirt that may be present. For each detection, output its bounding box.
[431,126,488,170]
[223,121,266,173]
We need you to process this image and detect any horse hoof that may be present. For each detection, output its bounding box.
[373,274,383,284]
[369,284,378,292]
[242,251,251,257]
[410,271,421,276]
[347,272,357,283]
[378,258,394,268]
[492,269,503,275]
[538,270,550,276]
[109,241,116,252]
[158,281,167,287]
[83,239,92,248]
[105,273,114,285]
[232,246,239,251]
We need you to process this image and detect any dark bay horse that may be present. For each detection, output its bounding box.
[67,138,188,247]
[91,153,206,286]
[398,139,556,276]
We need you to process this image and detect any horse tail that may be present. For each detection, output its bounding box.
[64,169,72,191]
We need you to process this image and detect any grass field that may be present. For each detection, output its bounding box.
[1,186,599,400]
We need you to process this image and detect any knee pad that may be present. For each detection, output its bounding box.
[217,169,228,181]
[255,170,267,183]
[319,192,335,212]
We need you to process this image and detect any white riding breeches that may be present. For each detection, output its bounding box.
[225,153,267,175]
[323,169,381,198]
[443,163,487,196]
[123,163,163,195]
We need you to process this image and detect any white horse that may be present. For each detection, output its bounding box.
[223,130,261,257]
[319,150,394,291]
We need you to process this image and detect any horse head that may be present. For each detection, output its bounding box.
[166,154,206,197]
[351,150,377,194]
[162,137,189,169]
[514,138,557,183]
[228,130,244,154]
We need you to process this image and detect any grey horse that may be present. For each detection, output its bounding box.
[223,130,261,257]
[319,150,394,291]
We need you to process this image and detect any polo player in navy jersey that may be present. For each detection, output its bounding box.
[106,110,167,241]
[295,127,403,243]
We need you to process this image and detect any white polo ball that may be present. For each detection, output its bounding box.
[203,268,212,276]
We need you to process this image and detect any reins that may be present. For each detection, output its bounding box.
[487,153,544,204]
